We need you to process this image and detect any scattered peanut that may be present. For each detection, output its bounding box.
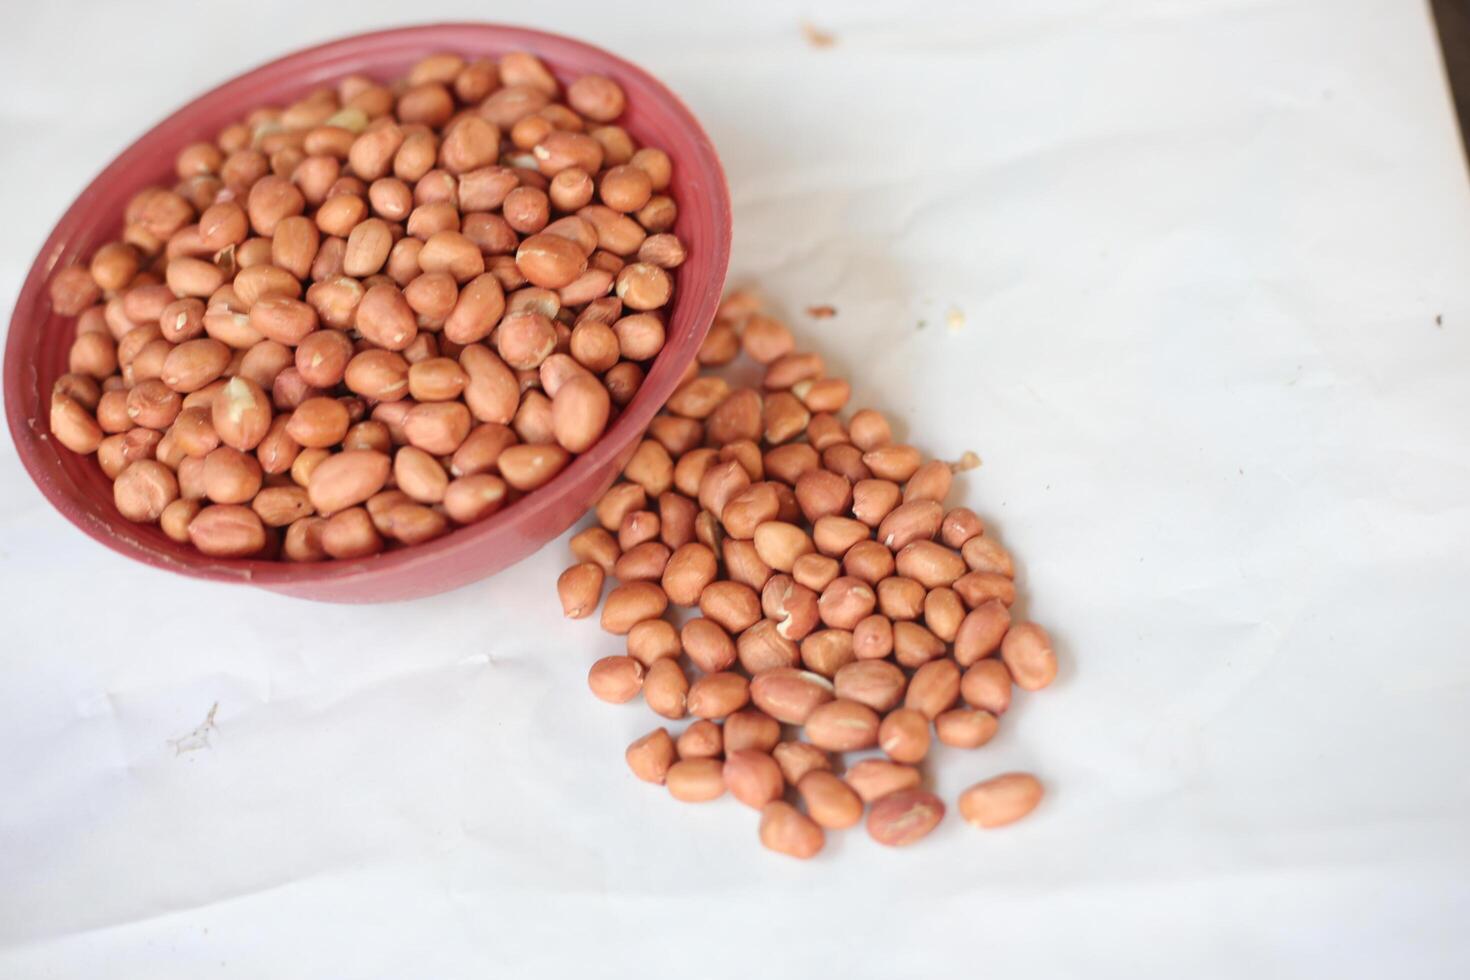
[958,773,1044,829]
[758,800,825,859]
[554,287,1058,858]
[866,789,945,847]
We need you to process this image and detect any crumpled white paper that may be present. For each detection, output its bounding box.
[3,1,1469,977]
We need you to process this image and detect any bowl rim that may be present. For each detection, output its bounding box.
[4,22,730,589]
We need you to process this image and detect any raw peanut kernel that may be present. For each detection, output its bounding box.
[941,507,986,548]
[846,758,923,805]
[737,619,800,673]
[905,658,961,719]
[895,540,967,588]
[798,771,863,830]
[724,709,781,754]
[667,759,726,802]
[686,672,750,719]
[833,660,906,713]
[954,599,1011,665]
[676,721,723,761]
[960,658,1013,715]
[866,789,945,847]
[959,773,1044,829]
[878,708,932,764]
[962,534,1015,577]
[558,563,605,618]
[643,659,689,719]
[1001,622,1058,691]
[601,582,669,634]
[749,667,835,724]
[626,728,676,785]
[588,655,644,703]
[723,750,784,808]
[804,699,880,752]
[773,742,831,784]
[681,617,736,673]
[935,708,999,749]
[759,801,825,859]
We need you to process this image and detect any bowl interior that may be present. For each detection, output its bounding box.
[4,24,729,600]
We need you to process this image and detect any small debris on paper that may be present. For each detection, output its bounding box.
[169,702,219,756]
[950,451,982,472]
[801,22,837,48]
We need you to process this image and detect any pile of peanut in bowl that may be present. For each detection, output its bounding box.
[47,49,685,561]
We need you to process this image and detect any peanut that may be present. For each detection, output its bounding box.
[558,562,605,619]
[759,801,825,859]
[958,773,1043,829]
[804,698,879,751]
[1000,622,1057,691]
[627,619,681,666]
[960,658,1013,715]
[866,789,945,847]
[723,749,783,808]
[699,580,762,633]
[773,742,831,784]
[749,667,835,724]
[307,449,390,516]
[676,720,723,761]
[895,540,967,588]
[626,728,676,785]
[797,771,863,830]
[846,759,923,805]
[600,581,669,634]
[736,619,800,673]
[923,587,966,642]
[852,613,895,661]
[954,570,1017,608]
[643,658,688,719]
[662,542,718,605]
[962,534,1014,577]
[878,708,932,763]
[935,708,999,749]
[680,617,737,673]
[188,504,266,557]
[724,709,781,754]
[113,460,179,522]
[893,621,946,668]
[666,759,725,802]
[588,655,644,703]
[833,659,906,713]
[905,658,961,719]
[686,672,749,719]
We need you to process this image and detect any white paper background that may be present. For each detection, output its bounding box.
[3,1,1469,976]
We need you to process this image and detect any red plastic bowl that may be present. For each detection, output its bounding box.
[3,24,730,603]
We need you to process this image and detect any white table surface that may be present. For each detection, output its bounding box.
[3,1,1469,976]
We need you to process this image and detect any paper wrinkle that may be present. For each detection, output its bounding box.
[2,873,323,955]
